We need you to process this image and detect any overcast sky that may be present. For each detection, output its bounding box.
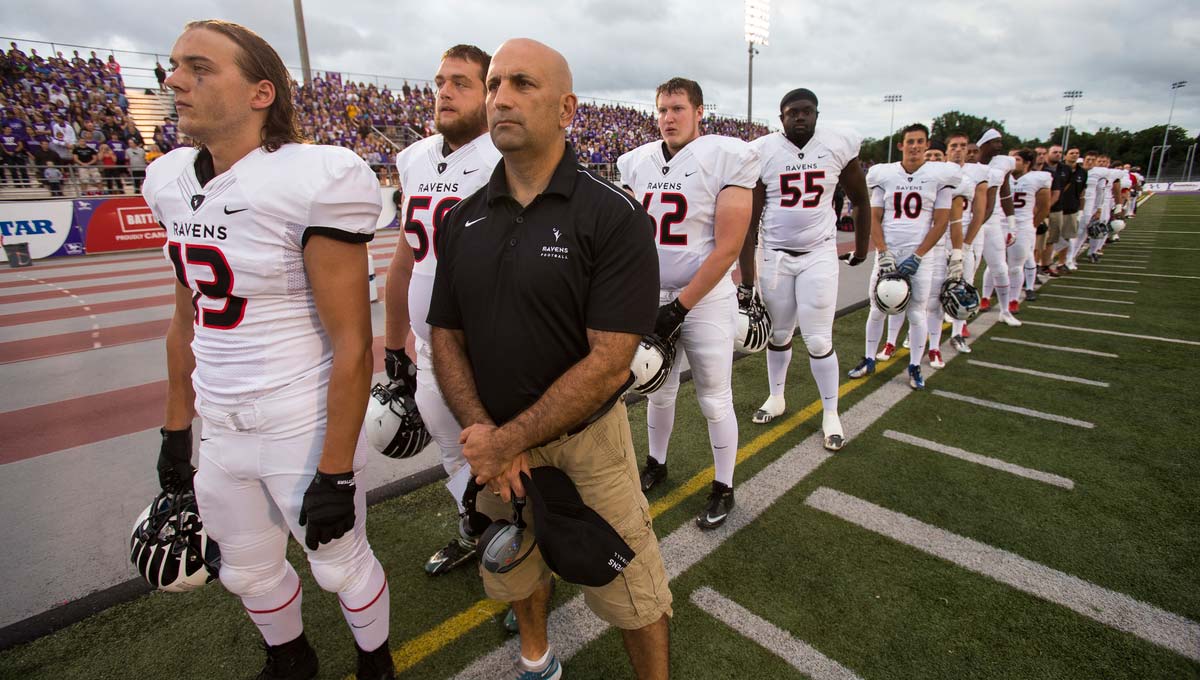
[3,0,1197,141]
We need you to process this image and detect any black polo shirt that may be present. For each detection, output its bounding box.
[427,142,659,425]
[1046,162,1068,212]
[1058,164,1088,215]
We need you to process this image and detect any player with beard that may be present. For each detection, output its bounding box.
[1006,149,1052,310]
[385,45,501,576]
[737,88,870,451]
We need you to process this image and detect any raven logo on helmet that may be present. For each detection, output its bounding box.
[873,272,912,315]
[629,334,675,395]
[939,278,980,320]
[734,287,772,354]
[365,382,433,459]
[129,490,220,592]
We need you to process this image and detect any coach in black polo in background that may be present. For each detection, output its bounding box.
[1039,144,1069,277]
[428,38,672,679]
[1049,148,1087,273]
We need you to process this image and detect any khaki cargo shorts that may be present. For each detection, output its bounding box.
[475,401,673,630]
[1046,211,1063,245]
[1059,211,1080,241]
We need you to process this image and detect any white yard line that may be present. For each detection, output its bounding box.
[882,430,1075,489]
[1081,263,1148,270]
[1038,293,1135,305]
[453,312,1004,678]
[1025,305,1130,319]
[1019,320,1200,346]
[965,359,1109,387]
[1058,276,1140,284]
[1071,271,1200,280]
[690,587,865,680]
[1048,284,1137,294]
[989,337,1118,358]
[804,488,1200,662]
[931,390,1094,428]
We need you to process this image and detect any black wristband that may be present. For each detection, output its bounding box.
[160,427,192,462]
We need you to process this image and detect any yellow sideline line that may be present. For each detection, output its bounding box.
[366,349,912,677]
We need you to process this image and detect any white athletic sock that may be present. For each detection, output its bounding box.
[1024,264,1037,290]
[339,558,390,653]
[927,305,944,351]
[908,309,929,367]
[646,400,675,464]
[708,412,738,487]
[951,318,965,337]
[242,563,304,647]
[809,352,840,415]
[885,313,904,345]
[865,307,885,359]
[1088,237,1105,255]
[993,268,1010,309]
[522,649,552,668]
[982,268,995,300]
[766,347,792,398]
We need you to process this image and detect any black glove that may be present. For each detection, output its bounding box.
[384,347,417,397]
[839,250,868,266]
[654,298,689,342]
[736,284,754,308]
[157,427,195,493]
[299,470,356,550]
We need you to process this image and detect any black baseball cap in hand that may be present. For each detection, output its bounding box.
[523,467,636,587]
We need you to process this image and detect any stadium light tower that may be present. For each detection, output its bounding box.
[1156,81,1187,182]
[884,94,902,163]
[1062,90,1082,149]
[293,0,312,86]
[744,0,770,124]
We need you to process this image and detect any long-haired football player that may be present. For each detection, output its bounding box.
[148,20,394,679]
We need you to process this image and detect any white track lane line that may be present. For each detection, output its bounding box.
[882,430,1075,489]
[965,359,1110,387]
[804,488,1200,662]
[931,390,1094,428]
[988,337,1118,358]
[690,587,865,680]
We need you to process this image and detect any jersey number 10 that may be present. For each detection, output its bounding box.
[892,192,923,219]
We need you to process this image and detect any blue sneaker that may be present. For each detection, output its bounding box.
[847,357,876,379]
[511,653,562,680]
[908,364,925,390]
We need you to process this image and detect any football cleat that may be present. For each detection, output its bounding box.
[640,457,668,492]
[822,412,845,452]
[696,481,735,530]
[1065,262,1078,271]
[424,535,477,576]
[257,633,319,680]
[875,342,897,361]
[907,364,926,390]
[979,297,991,312]
[752,394,785,424]
[1009,300,1020,314]
[928,349,945,369]
[355,640,396,680]
[950,335,971,353]
[1088,252,1099,263]
[999,311,1023,327]
[1024,289,1039,301]
[848,357,876,379]
[1046,266,1061,278]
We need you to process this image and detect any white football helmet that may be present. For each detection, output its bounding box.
[1109,219,1126,234]
[365,382,432,459]
[734,291,772,354]
[629,334,675,395]
[130,491,220,592]
[874,272,912,315]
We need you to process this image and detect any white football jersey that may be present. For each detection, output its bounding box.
[750,127,861,252]
[867,161,960,252]
[395,133,500,342]
[1083,166,1110,218]
[1011,170,1053,228]
[984,155,1017,224]
[144,144,381,408]
[617,135,760,290]
[945,163,987,247]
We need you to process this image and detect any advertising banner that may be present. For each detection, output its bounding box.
[74,196,166,254]
[0,200,83,263]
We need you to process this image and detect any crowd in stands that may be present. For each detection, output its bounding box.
[0,41,770,195]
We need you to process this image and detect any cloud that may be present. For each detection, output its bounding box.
[2,0,1195,139]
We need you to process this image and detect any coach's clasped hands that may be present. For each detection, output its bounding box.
[460,423,530,502]
[299,471,356,550]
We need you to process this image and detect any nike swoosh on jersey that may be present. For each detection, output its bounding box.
[685,171,697,177]
[465,217,486,227]
[223,206,248,215]
[463,168,479,175]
